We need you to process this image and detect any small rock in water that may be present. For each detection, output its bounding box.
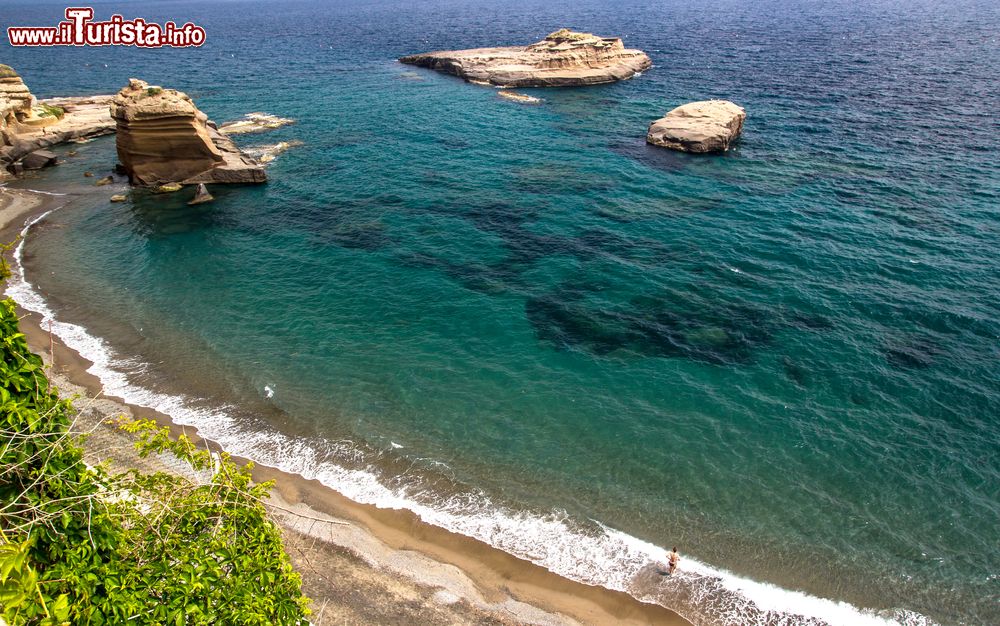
[154,182,183,193]
[94,175,114,186]
[109,194,127,203]
[647,100,746,153]
[218,112,295,135]
[83,171,94,177]
[187,183,214,205]
[244,140,303,164]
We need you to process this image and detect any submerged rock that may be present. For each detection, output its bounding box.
[400,29,651,87]
[109,194,127,202]
[111,79,266,186]
[242,140,303,164]
[187,183,214,205]
[95,175,114,186]
[497,91,543,104]
[647,100,746,153]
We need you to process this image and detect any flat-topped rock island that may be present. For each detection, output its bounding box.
[400,29,651,87]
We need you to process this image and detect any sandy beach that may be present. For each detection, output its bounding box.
[0,186,690,626]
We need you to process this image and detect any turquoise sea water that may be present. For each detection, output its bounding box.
[3,0,999,624]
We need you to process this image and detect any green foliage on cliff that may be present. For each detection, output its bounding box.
[35,105,64,120]
[544,28,593,42]
[0,65,18,79]
[0,258,309,624]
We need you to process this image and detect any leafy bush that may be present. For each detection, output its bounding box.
[0,254,310,625]
[35,104,64,119]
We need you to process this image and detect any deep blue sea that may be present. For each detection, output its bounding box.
[3,0,999,624]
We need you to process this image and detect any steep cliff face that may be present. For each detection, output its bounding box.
[1,64,35,178]
[399,29,651,87]
[0,64,33,132]
[111,79,265,186]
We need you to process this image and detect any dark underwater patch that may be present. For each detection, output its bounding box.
[884,336,940,369]
[526,288,775,365]
[320,220,392,251]
[397,252,518,296]
[127,189,229,237]
[787,312,836,331]
[608,137,689,173]
[512,164,615,195]
[783,356,811,387]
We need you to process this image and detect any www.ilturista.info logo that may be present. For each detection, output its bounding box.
[7,7,206,47]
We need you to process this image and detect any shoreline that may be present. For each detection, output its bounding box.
[0,186,691,625]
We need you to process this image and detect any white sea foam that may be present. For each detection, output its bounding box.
[5,208,939,626]
[10,187,68,197]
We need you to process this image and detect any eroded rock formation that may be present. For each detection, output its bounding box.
[646,100,746,154]
[0,65,33,130]
[399,29,651,87]
[111,79,265,185]
[1,65,115,179]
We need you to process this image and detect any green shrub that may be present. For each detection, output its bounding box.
[0,254,310,625]
[35,104,64,119]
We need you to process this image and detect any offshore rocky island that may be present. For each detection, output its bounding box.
[400,28,652,87]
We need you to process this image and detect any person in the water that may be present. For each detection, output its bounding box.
[668,547,680,575]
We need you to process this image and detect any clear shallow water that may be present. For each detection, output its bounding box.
[4,0,1000,624]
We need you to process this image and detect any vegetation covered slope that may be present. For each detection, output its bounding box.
[0,259,309,625]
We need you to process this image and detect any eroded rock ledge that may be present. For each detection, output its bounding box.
[111,79,265,186]
[399,29,651,87]
[1,65,114,178]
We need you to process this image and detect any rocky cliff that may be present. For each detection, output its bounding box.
[0,64,33,131]
[1,65,115,178]
[111,79,265,186]
[399,29,651,87]
[646,100,746,153]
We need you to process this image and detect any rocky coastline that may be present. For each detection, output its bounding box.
[2,66,285,190]
[1,64,114,178]
[400,29,651,87]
